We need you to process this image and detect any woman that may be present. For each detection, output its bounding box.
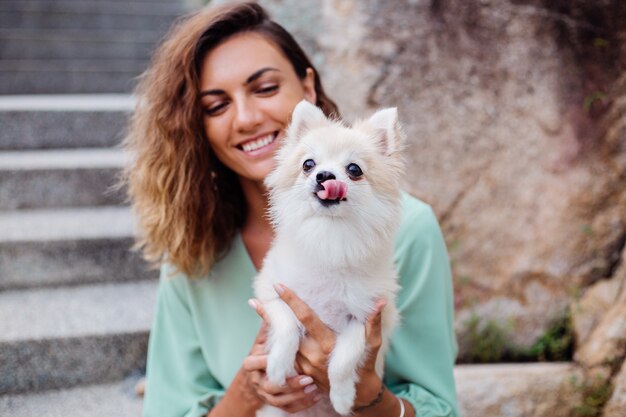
[124,2,458,417]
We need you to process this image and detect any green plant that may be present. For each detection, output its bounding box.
[461,314,509,362]
[459,312,574,363]
[520,313,573,362]
[583,92,607,112]
[580,224,594,236]
[572,376,613,417]
[593,37,609,48]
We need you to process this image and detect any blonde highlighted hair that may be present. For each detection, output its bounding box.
[122,2,338,277]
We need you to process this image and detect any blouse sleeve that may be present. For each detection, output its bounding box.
[384,195,459,417]
[143,263,225,417]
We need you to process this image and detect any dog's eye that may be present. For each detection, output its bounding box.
[303,159,316,173]
[346,163,363,179]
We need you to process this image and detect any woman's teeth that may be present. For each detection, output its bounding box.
[240,133,276,152]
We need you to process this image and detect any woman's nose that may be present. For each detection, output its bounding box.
[233,98,263,133]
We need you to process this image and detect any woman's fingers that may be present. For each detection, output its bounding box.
[242,354,267,372]
[296,350,330,393]
[273,284,335,349]
[260,374,316,395]
[365,298,386,351]
[247,322,267,357]
[360,298,386,374]
[253,323,267,346]
[249,298,271,325]
[255,374,321,413]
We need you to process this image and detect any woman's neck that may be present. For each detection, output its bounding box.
[239,178,271,231]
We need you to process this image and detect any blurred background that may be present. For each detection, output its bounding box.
[0,0,624,416]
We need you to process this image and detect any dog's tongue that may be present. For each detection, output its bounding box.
[317,180,348,201]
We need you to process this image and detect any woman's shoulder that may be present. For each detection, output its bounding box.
[397,191,443,246]
[157,261,196,297]
[157,233,254,290]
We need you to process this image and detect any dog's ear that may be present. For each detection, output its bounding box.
[367,107,405,155]
[286,100,329,143]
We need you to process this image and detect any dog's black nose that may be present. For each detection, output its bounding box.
[316,171,336,183]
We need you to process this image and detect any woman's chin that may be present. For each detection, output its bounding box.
[238,163,276,186]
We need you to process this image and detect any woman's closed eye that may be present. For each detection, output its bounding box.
[255,83,279,95]
[204,101,229,116]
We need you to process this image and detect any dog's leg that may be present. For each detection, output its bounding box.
[328,319,366,415]
[263,299,300,386]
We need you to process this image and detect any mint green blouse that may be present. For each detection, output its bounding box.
[143,194,458,417]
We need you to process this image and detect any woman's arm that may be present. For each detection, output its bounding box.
[146,263,320,417]
[143,265,228,417]
[205,328,265,417]
[382,196,458,416]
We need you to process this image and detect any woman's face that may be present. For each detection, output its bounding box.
[199,32,316,184]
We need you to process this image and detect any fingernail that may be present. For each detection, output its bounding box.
[313,393,322,401]
[299,376,314,386]
[273,284,285,295]
[304,384,318,394]
[247,299,258,310]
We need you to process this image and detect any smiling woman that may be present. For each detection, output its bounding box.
[122,2,458,417]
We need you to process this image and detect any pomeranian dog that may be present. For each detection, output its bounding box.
[254,100,405,417]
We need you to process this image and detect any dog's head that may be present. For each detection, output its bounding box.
[266,100,405,244]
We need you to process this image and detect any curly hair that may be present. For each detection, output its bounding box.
[122,1,339,277]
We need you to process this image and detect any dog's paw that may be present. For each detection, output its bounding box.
[330,384,356,415]
[265,356,294,386]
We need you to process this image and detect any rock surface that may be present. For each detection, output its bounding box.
[574,245,626,368]
[455,363,584,417]
[604,360,626,417]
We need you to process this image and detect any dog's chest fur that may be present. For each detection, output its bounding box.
[262,245,396,331]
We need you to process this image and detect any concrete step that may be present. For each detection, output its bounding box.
[0,94,134,150]
[0,10,178,31]
[0,280,157,395]
[0,29,162,60]
[0,377,143,417]
[0,60,144,94]
[0,206,156,291]
[0,148,128,209]
[0,1,185,16]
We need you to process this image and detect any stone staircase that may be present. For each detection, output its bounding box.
[0,94,158,415]
[0,0,188,94]
[0,0,189,415]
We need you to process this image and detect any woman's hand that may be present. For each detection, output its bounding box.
[243,302,321,413]
[252,284,388,410]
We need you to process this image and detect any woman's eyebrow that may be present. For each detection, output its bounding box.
[200,67,280,97]
[245,67,279,85]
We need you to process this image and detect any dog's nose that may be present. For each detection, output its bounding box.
[316,171,336,184]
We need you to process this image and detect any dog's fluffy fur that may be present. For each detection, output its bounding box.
[254,100,405,417]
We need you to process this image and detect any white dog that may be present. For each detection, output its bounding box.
[254,100,405,417]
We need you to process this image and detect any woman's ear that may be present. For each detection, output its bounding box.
[302,68,317,104]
